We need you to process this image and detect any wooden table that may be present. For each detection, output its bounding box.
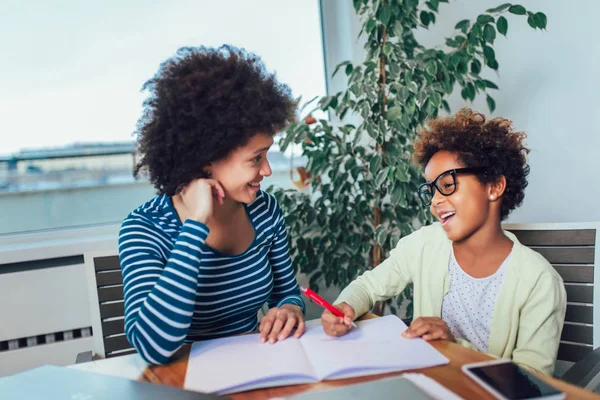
[138,340,599,400]
[133,315,600,400]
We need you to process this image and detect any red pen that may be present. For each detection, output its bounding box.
[300,286,345,318]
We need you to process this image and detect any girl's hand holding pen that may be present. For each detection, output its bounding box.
[321,302,356,337]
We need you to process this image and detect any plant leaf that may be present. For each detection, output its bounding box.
[307,209,317,225]
[366,19,377,34]
[375,225,388,247]
[345,64,353,76]
[486,3,511,13]
[477,14,494,24]
[383,42,393,57]
[466,83,476,101]
[369,154,382,175]
[391,185,403,205]
[386,106,402,121]
[470,23,482,40]
[430,91,442,107]
[442,100,451,113]
[420,11,431,27]
[375,167,389,188]
[534,12,547,29]
[527,14,536,29]
[395,165,410,182]
[496,16,508,36]
[332,61,350,77]
[483,46,496,66]
[393,20,404,36]
[426,0,439,12]
[408,81,418,93]
[425,60,438,76]
[454,19,470,34]
[508,5,526,15]
[399,86,410,101]
[379,6,392,26]
[483,24,496,43]
[471,59,482,74]
[486,94,496,113]
[484,79,499,89]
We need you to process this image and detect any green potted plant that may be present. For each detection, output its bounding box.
[271,1,547,317]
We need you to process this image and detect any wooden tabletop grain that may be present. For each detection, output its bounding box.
[136,314,600,399]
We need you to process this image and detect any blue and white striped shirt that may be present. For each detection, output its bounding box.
[118,191,305,364]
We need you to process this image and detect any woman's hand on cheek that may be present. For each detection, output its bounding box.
[179,178,226,224]
[401,317,455,342]
[259,304,305,344]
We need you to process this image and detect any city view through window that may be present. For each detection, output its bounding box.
[0,1,326,234]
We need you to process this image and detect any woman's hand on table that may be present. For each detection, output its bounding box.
[259,304,305,344]
[402,316,455,342]
[321,302,355,337]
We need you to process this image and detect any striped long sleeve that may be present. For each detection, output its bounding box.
[116,192,305,365]
[119,216,208,364]
[265,198,305,313]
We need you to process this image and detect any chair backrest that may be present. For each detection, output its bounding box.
[84,250,136,358]
[504,223,600,367]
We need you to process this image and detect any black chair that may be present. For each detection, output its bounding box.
[505,223,600,392]
[79,250,270,362]
[82,251,136,360]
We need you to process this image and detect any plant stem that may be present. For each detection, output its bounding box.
[372,0,387,273]
[372,0,388,317]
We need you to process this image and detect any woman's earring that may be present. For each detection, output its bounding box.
[490,195,495,200]
[206,170,212,177]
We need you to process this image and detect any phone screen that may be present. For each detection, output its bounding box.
[468,362,562,400]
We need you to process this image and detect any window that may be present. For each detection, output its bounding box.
[0,0,326,235]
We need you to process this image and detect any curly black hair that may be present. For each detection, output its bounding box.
[133,45,297,195]
[413,108,530,221]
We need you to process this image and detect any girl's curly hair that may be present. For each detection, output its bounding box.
[133,45,297,195]
[413,108,530,220]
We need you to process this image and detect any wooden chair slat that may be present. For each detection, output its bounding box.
[553,265,594,283]
[557,342,593,363]
[100,301,125,319]
[104,334,132,354]
[565,304,594,324]
[565,284,594,304]
[532,247,594,264]
[94,255,121,272]
[101,319,125,337]
[510,230,596,246]
[98,285,124,302]
[560,324,593,345]
[96,270,123,287]
[106,348,137,359]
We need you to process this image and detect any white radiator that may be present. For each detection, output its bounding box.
[0,223,119,376]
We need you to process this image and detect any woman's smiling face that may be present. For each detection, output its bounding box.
[209,133,274,204]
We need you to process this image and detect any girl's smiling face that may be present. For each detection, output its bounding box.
[424,150,498,242]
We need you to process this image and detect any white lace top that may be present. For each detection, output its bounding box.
[441,249,511,352]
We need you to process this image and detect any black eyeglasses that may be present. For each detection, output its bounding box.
[418,167,485,206]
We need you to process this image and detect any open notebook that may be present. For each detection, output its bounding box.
[184,315,449,395]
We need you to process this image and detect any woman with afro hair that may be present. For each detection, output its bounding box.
[118,45,306,364]
[322,109,566,375]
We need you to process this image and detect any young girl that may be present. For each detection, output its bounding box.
[119,46,305,364]
[321,109,566,375]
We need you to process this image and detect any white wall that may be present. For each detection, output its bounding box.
[322,0,600,224]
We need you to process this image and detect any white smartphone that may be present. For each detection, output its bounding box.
[462,359,565,400]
